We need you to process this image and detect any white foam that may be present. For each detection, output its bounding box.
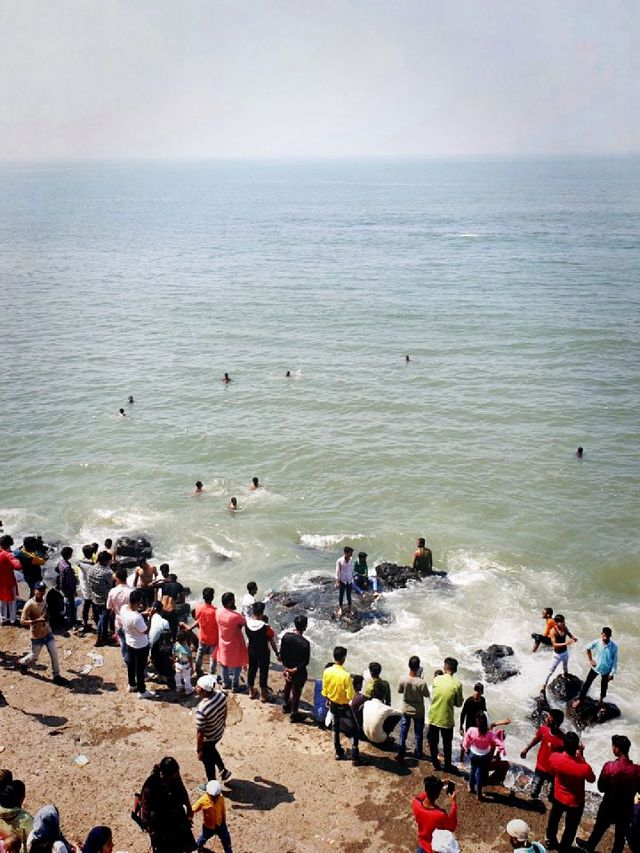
[300,533,366,549]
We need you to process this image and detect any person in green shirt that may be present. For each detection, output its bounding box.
[364,661,391,705]
[427,657,464,771]
[353,552,370,592]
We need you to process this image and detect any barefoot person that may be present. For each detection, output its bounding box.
[542,615,578,691]
[532,607,556,653]
[413,538,433,575]
[19,582,66,685]
[134,557,158,609]
[520,709,565,800]
[335,546,355,616]
[572,627,618,711]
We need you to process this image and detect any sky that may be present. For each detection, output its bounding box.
[0,0,638,161]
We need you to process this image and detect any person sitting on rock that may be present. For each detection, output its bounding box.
[364,661,391,705]
[572,626,618,712]
[413,537,433,575]
[353,551,370,592]
[542,615,578,693]
[532,607,556,653]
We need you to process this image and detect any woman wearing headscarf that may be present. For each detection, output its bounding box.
[140,757,195,853]
[81,827,112,853]
[26,806,75,853]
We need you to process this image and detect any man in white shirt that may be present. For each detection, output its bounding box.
[107,566,132,665]
[362,681,402,744]
[335,546,355,616]
[120,588,155,699]
[241,582,258,619]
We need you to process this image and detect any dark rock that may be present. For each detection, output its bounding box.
[266,575,393,634]
[548,672,582,702]
[475,644,519,683]
[531,691,551,727]
[115,535,153,561]
[567,697,621,730]
[374,561,447,589]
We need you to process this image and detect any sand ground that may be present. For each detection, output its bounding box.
[0,625,596,852]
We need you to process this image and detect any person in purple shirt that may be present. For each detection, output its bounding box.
[577,734,640,853]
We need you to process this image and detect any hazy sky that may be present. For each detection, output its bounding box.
[1,0,638,160]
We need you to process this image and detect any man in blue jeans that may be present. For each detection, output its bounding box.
[19,581,66,685]
[87,550,115,647]
[397,655,430,762]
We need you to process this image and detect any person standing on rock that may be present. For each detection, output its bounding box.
[216,592,248,692]
[427,657,463,772]
[195,675,232,788]
[542,615,578,692]
[576,734,640,853]
[413,538,433,575]
[520,709,565,800]
[335,546,355,616]
[280,614,310,723]
[545,731,595,852]
[19,581,66,685]
[572,627,618,712]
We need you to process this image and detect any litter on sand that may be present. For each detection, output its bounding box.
[73,754,89,767]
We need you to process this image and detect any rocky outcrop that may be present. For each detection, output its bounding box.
[266,575,392,634]
[374,562,447,589]
[547,672,582,702]
[115,535,153,562]
[475,644,519,683]
[531,674,621,730]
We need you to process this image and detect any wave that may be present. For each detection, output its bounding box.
[300,532,366,549]
[198,535,240,561]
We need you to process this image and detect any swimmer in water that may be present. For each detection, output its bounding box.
[117,408,126,417]
[128,395,134,404]
[222,372,232,384]
[405,355,411,363]
[250,477,260,490]
[285,370,291,377]
[193,480,204,495]
[576,446,584,458]
[228,497,238,511]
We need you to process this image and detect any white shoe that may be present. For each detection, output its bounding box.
[127,685,137,693]
[137,690,157,700]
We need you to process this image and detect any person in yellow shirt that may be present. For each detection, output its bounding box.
[321,646,361,765]
[191,780,232,852]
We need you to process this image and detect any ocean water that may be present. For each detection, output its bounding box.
[1,157,639,778]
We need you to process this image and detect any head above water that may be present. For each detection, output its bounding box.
[252,477,259,487]
[229,497,237,507]
[195,480,203,490]
[576,446,584,457]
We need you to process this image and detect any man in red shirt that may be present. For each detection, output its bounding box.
[577,734,640,853]
[546,731,595,852]
[193,587,218,677]
[520,709,565,800]
[412,775,457,853]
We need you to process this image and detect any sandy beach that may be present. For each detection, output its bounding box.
[0,624,599,852]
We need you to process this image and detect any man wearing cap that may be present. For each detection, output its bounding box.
[506,818,546,852]
[335,546,355,616]
[353,551,369,592]
[196,675,232,789]
[19,582,66,684]
[191,779,232,853]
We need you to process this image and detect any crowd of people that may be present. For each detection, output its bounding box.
[1,527,639,852]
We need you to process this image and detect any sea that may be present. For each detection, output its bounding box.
[1,157,639,783]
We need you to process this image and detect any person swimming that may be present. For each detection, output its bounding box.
[576,446,584,458]
[285,370,291,377]
[405,355,411,363]
[193,481,204,495]
[228,497,238,511]
[117,408,126,417]
[250,477,260,490]
[128,395,134,404]
[222,372,232,383]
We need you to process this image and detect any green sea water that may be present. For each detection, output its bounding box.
[1,157,638,776]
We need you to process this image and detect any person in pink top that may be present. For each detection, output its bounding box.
[461,712,500,801]
[0,535,21,625]
[215,592,247,692]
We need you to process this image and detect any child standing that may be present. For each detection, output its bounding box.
[192,780,233,852]
[173,629,195,695]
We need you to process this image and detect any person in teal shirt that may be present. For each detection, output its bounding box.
[573,627,618,710]
[427,657,463,771]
